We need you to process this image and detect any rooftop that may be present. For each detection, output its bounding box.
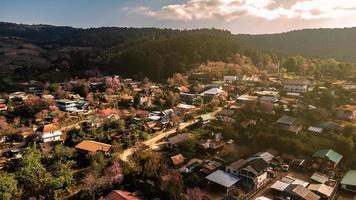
[170,154,185,166]
[341,170,356,186]
[311,172,329,184]
[336,104,356,111]
[277,115,296,126]
[200,88,224,96]
[105,190,142,200]
[205,170,240,188]
[228,159,248,170]
[75,140,112,153]
[37,124,60,133]
[313,149,343,164]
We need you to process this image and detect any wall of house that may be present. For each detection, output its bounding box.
[342,184,356,193]
[256,172,268,188]
[40,130,62,142]
[284,84,307,93]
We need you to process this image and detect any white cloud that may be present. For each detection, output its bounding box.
[124,0,356,21]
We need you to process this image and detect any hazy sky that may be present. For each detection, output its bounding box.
[2,0,356,34]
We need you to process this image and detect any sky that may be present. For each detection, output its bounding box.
[2,0,356,34]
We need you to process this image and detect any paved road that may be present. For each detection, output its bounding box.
[119,108,222,161]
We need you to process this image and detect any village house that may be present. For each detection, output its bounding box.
[134,93,152,108]
[199,113,214,125]
[276,115,302,134]
[307,183,336,200]
[0,102,7,111]
[217,108,235,123]
[170,154,185,166]
[200,159,223,174]
[312,149,343,169]
[180,158,203,173]
[90,82,105,92]
[255,90,279,97]
[175,103,197,116]
[9,91,28,100]
[259,96,279,104]
[75,140,112,154]
[271,181,321,200]
[179,93,198,105]
[200,87,226,102]
[335,104,356,120]
[225,159,248,177]
[105,190,142,200]
[253,151,275,163]
[240,158,269,191]
[284,80,309,93]
[166,133,190,149]
[341,170,356,193]
[56,99,78,112]
[237,94,258,103]
[205,170,240,194]
[198,139,225,150]
[223,75,238,83]
[36,124,62,143]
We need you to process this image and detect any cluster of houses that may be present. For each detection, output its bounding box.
[1,74,356,199]
[167,141,355,200]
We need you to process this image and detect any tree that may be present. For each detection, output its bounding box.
[0,172,20,200]
[16,145,52,196]
[319,92,334,110]
[186,188,203,200]
[132,150,161,178]
[160,171,184,200]
[194,96,204,106]
[88,152,108,177]
[343,124,355,138]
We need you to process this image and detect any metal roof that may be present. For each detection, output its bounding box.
[341,170,356,186]
[270,180,290,191]
[311,172,329,184]
[205,170,240,188]
[277,115,296,125]
[313,149,343,164]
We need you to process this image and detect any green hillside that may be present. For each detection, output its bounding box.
[238,27,356,62]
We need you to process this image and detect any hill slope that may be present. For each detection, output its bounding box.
[238,27,356,62]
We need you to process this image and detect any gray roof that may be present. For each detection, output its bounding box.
[341,170,356,186]
[254,152,275,163]
[228,159,248,170]
[277,115,296,125]
[201,88,224,96]
[206,170,240,188]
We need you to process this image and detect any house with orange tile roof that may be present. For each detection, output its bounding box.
[75,140,112,154]
[105,190,142,200]
[36,124,62,143]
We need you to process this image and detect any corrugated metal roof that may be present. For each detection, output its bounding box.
[205,170,240,188]
[341,170,356,186]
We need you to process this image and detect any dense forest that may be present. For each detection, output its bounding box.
[238,27,356,62]
[1,22,356,82]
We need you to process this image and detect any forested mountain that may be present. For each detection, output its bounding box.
[1,22,356,82]
[238,27,356,62]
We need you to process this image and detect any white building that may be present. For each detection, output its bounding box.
[36,124,62,142]
[283,80,308,93]
[56,99,77,112]
[223,76,238,82]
